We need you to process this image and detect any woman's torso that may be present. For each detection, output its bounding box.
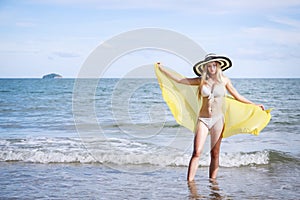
[199,80,226,118]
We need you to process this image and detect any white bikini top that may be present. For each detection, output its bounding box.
[201,83,225,99]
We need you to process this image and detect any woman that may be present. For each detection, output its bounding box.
[157,53,264,181]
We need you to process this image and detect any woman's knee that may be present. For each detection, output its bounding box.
[192,149,202,158]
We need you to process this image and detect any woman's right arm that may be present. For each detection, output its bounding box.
[157,63,200,85]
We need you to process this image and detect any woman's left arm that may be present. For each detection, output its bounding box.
[225,77,265,110]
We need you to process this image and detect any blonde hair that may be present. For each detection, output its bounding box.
[198,62,223,98]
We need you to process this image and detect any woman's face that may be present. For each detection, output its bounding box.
[206,62,217,75]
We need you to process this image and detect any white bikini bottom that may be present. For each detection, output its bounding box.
[198,115,224,130]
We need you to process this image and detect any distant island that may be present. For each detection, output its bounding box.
[42,73,63,79]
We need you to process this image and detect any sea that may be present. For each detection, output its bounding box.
[0,78,299,199]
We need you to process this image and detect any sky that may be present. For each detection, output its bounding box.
[0,0,300,78]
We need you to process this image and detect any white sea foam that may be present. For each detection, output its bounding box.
[0,137,270,167]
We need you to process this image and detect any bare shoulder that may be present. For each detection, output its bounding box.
[222,75,230,85]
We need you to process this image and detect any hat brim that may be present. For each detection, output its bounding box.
[193,56,232,76]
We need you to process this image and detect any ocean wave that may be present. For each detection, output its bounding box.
[0,137,298,167]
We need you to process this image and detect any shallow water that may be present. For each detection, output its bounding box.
[0,78,299,199]
[1,162,299,199]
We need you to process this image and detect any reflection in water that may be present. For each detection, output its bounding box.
[188,181,203,199]
[188,179,224,200]
[208,179,222,199]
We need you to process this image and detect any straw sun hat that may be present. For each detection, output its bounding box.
[193,53,232,76]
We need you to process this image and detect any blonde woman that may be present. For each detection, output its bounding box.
[157,53,264,181]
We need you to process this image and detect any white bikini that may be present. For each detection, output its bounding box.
[198,82,225,130]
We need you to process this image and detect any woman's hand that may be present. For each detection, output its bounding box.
[156,62,201,85]
[157,62,167,74]
[156,62,163,70]
[256,104,265,110]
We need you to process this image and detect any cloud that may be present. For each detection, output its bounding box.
[52,51,81,58]
[28,0,178,9]
[27,0,300,11]
[234,47,296,61]
[241,26,300,45]
[268,16,300,28]
[216,0,300,10]
[0,49,40,54]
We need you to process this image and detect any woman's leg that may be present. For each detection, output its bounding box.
[209,118,224,179]
[187,121,209,181]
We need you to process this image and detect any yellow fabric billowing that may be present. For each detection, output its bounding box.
[154,64,272,138]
